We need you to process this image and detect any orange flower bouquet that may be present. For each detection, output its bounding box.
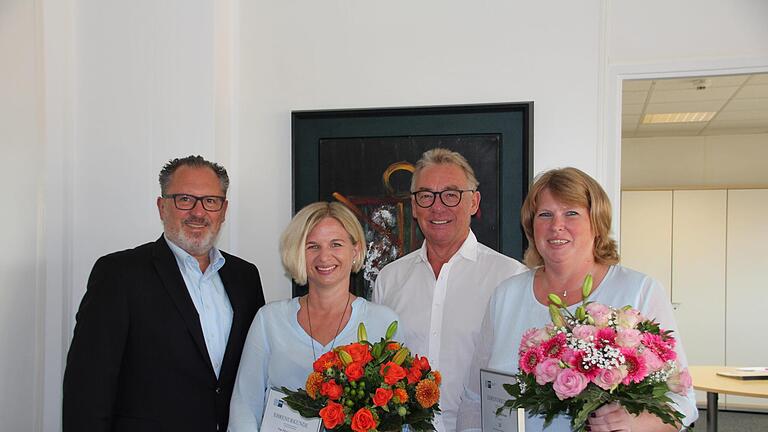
[282,321,441,432]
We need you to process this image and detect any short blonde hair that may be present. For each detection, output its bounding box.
[280,202,367,285]
[520,167,619,267]
[410,148,479,191]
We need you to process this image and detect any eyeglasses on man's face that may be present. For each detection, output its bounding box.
[411,189,475,208]
[162,194,226,211]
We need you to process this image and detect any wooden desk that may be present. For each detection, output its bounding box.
[689,366,768,432]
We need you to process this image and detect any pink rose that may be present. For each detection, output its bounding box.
[593,367,625,390]
[520,327,550,351]
[559,347,577,364]
[668,368,693,395]
[616,328,642,348]
[616,308,643,329]
[586,303,613,327]
[534,358,562,385]
[572,325,597,341]
[552,368,589,400]
[642,349,665,373]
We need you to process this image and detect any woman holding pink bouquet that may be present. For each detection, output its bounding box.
[457,168,697,431]
[228,202,400,431]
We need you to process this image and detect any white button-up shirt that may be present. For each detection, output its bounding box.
[166,235,232,378]
[373,231,526,432]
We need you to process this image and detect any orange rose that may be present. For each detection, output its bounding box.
[386,342,401,351]
[393,387,409,404]
[344,343,374,365]
[412,355,430,371]
[372,387,393,406]
[345,361,364,382]
[407,366,422,384]
[305,372,324,399]
[319,401,346,429]
[351,407,377,432]
[415,379,440,408]
[313,351,341,372]
[320,379,344,401]
[380,361,407,385]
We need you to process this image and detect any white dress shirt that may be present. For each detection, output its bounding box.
[166,235,232,378]
[373,230,527,432]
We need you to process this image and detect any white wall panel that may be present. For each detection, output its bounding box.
[620,191,673,299]
[725,189,768,409]
[0,1,43,429]
[672,190,727,406]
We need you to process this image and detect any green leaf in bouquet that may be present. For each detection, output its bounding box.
[280,387,326,418]
[637,320,661,334]
[569,386,610,431]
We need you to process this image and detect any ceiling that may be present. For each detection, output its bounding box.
[622,73,768,138]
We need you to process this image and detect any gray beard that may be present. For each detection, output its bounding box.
[164,225,220,258]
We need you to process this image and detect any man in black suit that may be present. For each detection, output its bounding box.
[63,155,265,432]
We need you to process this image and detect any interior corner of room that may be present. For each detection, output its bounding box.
[619,72,768,413]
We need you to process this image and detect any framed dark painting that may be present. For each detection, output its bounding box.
[291,103,532,298]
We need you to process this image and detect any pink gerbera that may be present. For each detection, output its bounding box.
[519,347,543,374]
[642,332,677,362]
[541,333,567,358]
[620,347,648,384]
[595,327,617,348]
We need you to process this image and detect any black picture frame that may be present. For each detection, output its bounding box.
[291,102,533,298]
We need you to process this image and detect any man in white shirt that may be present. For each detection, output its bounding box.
[373,148,526,432]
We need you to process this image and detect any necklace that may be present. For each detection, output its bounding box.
[306,292,351,361]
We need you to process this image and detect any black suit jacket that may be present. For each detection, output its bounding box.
[63,236,265,432]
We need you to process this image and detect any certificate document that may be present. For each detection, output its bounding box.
[480,368,525,432]
[260,388,322,432]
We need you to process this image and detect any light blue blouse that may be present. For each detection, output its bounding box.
[228,297,400,432]
[457,265,698,431]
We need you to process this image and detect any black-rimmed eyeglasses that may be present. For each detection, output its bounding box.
[411,189,475,208]
[162,194,226,211]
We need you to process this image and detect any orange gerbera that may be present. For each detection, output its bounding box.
[432,370,442,386]
[393,387,409,404]
[305,372,324,399]
[415,379,439,408]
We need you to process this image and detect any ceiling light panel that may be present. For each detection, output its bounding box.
[642,112,716,124]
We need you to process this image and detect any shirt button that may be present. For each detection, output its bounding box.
[215,386,222,394]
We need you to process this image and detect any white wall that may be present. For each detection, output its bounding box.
[236,0,604,302]
[623,133,768,189]
[4,0,768,430]
[608,1,768,63]
[1,0,43,430]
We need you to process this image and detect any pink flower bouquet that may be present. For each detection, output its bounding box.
[498,275,692,432]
